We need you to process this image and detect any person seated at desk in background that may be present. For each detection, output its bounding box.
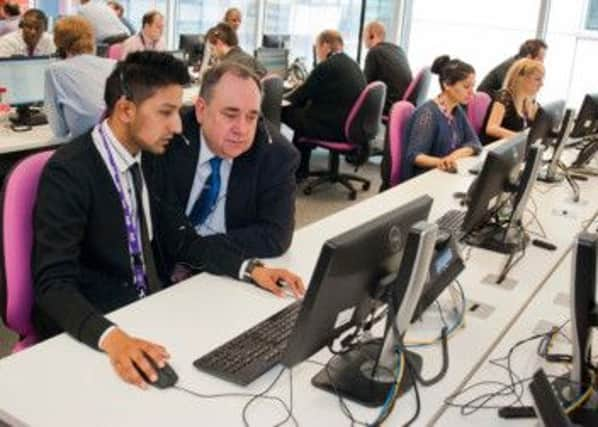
[44,16,116,139]
[478,38,547,98]
[32,51,304,389]
[161,62,299,259]
[107,1,136,35]
[281,29,366,182]
[223,7,242,33]
[119,10,165,60]
[0,8,54,57]
[205,23,266,79]
[362,21,412,116]
[0,2,21,37]
[401,55,481,181]
[480,58,544,145]
[78,0,130,44]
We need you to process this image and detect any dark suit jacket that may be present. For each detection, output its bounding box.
[161,111,299,259]
[286,52,366,141]
[477,56,516,98]
[364,42,412,115]
[32,132,246,348]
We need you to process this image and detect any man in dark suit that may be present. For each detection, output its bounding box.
[363,21,412,115]
[478,39,547,98]
[163,62,299,259]
[281,29,366,180]
[32,52,304,389]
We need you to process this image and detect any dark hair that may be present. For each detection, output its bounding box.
[517,39,547,59]
[200,62,261,103]
[206,22,238,47]
[104,51,190,116]
[21,8,48,31]
[142,10,161,27]
[3,3,20,17]
[431,55,475,89]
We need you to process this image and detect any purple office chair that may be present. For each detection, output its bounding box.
[108,43,123,60]
[1,150,54,353]
[260,74,284,130]
[467,91,492,135]
[387,101,415,188]
[402,67,431,107]
[298,81,387,200]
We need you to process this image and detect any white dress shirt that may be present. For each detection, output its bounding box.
[185,132,232,236]
[120,33,166,60]
[0,30,55,57]
[79,0,130,41]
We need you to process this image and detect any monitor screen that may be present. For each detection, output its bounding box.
[0,56,55,106]
[262,34,290,48]
[570,93,598,139]
[528,100,565,147]
[255,48,288,78]
[462,132,527,236]
[282,195,433,367]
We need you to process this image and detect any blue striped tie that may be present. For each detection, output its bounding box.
[189,157,222,227]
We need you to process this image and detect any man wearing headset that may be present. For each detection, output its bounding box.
[0,8,55,57]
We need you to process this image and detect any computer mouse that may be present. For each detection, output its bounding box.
[136,356,178,389]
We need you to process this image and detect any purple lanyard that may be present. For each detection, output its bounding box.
[97,124,148,298]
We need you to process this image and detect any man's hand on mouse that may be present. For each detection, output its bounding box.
[251,266,305,298]
[100,328,169,389]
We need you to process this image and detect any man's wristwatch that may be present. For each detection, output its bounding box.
[243,258,264,283]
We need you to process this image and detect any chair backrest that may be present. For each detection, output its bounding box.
[344,82,387,154]
[388,101,415,187]
[467,91,492,135]
[1,150,54,352]
[403,67,431,107]
[107,43,122,60]
[260,74,284,130]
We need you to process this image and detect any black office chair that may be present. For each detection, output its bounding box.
[260,75,284,130]
[179,33,205,65]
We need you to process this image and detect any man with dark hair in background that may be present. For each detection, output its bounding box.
[205,22,267,78]
[0,2,21,37]
[0,8,55,57]
[281,29,366,181]
[363,21,412,115]
[33,51,304,389]
[478,38,548,98]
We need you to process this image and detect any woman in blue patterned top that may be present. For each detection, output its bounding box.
[401,55,481,181]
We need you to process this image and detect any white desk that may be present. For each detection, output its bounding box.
[0,86,199,157]
[0,145,596,426]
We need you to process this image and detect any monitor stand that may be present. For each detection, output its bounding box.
[9,105,48,130]
[465,221,528,255]
[312,221,439,407]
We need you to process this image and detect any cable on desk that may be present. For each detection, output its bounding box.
[172,367,298,427]
[443,320,589,416]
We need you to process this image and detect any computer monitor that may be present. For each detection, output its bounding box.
[528,100,565,148]
[178,33,205,65]
[262,34,290,49]
[165,50,186,62]
[282,195,433,368]
[0,56,54,128]
[569,93,598,139]
[538,108,576,183]
[462,132,527,238]
[254,47,289,78]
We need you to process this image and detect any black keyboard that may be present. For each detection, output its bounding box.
[436,210,466,240]
[193,301,302,386]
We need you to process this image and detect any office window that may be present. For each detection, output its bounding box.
[408,0,541,100]
[263,0,364,66]
[173,1,258,52]
[586,0,598,30]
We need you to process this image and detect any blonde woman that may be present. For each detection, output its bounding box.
[480,58,544,145]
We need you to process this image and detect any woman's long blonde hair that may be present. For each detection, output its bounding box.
[502,58,544,96]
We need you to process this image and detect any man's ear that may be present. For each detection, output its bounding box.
[195,96,206,125]
[115,96,136,124]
